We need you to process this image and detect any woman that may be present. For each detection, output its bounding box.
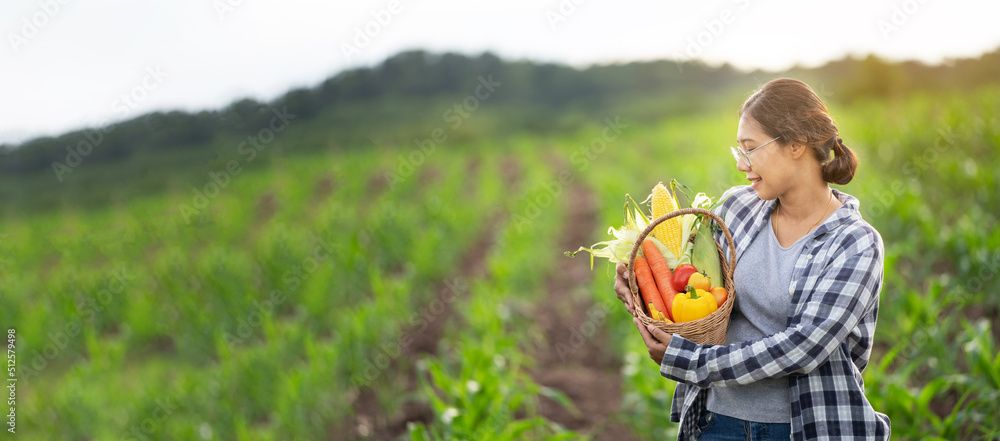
[613,78,890,440]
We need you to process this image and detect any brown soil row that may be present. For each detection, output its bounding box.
[529,183,641,440]
[334,156,520,440]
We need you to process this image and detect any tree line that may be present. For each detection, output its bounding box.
[2,47,999,176]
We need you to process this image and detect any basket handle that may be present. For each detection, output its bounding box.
[626,208,737,317]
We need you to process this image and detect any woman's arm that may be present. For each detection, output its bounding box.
[658,236,883,389]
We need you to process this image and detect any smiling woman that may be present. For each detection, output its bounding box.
[732,79,857,246]
[738,78,859,185]
[614,78,890,440]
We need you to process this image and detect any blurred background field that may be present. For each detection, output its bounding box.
[3,48,1000,440]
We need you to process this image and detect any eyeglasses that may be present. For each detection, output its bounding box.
[730,136,781,168]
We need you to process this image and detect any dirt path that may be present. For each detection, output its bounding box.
[337,156,520,440]
[347,220,499,440]
[529,183,641,440]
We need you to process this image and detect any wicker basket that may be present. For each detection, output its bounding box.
[627,208,737,345]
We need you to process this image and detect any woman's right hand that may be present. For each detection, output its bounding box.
[614,262,637,316]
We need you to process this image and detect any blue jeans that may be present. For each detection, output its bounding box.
[694,410,792,440]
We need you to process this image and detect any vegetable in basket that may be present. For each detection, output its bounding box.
[641,240,678,321]
[687,272,711,292]
[650,182,683,258]
[634,256,671,322]
[675,190,724,291]
[564,193,678,270]
[564,180,733,314]
[710,286,729,308]
[688,215,724,293]
[672,285,718,323]
[671,264,698,293]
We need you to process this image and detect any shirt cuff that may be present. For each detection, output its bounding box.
[659,333,700,383]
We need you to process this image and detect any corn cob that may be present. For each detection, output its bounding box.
[651,182,682,258]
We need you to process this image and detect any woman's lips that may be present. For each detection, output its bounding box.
[749,177,761,189]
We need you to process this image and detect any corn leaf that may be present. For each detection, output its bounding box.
[565,231,677,270]
[678,192,714,265]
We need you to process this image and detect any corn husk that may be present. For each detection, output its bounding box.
[565,193,678,270]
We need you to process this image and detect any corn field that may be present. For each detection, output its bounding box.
[4,85,1000,440]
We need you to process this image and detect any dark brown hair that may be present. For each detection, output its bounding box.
[738,78,858,185]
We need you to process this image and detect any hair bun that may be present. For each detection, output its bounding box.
[822,137,857,185]
[740,78,859,185]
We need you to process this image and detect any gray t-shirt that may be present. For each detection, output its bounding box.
[706,213,804,423]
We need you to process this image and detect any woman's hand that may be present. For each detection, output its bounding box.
[617,262,674,364]
[635,317,673,365]
[614,262,637,316]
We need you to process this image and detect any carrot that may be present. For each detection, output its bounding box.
[635,256,669,322]
[642,240,678,321]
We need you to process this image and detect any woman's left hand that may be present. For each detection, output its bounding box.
[634,317,673,365]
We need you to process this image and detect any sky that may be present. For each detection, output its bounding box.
[2,0,999,145]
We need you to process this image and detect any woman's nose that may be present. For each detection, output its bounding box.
[736,158,751,172]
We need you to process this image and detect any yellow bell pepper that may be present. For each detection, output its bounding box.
[672,285,718,322]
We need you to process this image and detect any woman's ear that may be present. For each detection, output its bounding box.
[788,143,808,160]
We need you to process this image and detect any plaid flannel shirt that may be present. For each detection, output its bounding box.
[660,185,891,440]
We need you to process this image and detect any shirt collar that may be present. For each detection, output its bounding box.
[752,188,860,244]
[810,189,861,238]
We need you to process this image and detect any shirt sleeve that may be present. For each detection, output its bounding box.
[711,185,747,247]
[658,240,883,389]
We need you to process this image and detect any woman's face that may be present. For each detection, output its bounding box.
[735,115,794,200]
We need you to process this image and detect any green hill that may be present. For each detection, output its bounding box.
[3,49,1000,439]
